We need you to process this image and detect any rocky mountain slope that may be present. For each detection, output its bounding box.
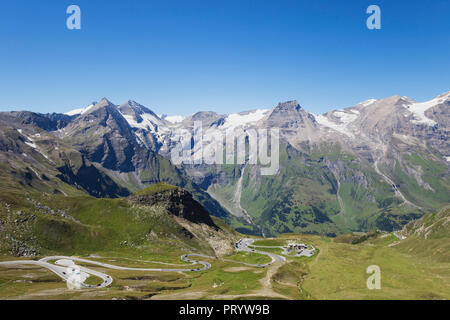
[0,91,449,236]
[129,183,218,228]
[395,206,450,263]
[401,206,450,240]
[0,182,236,258]
[150,91,449,235]
[0,103,234,223]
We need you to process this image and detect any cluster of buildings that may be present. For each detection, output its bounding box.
[283,242,315,257]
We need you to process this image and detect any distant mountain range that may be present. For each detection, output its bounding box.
[1,91,449,236]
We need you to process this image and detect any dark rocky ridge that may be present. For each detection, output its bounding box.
[0,111,70,131]
[129,187,218,229]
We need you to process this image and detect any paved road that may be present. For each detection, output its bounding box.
[0,259,111,288]
[234,238,286,265]
[0,238,285,289]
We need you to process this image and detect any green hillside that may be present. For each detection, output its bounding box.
[211,142,440,237]
[0,187,235,260]
[395,206,450,263]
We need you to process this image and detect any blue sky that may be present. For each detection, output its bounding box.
[0,0,449,115]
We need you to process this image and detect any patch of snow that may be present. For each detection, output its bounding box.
[121,111,170,138]
[64,108,84,116]
[122,114,146,129]
[123,113,159,131]
[20,134,53,163]
[163,115,185,124]
[28,167,43,181]
[25,141,37,149]
[315,114,354,138]
[446,156,450,162]
[358,99,377,107]
[220,109,269,130]
[333,110,359,125]
[64,103,95,116]
[25,141,51,161]
[315,109,360,138]
[134,131,146,146]
[406,95,447,126]
[39,151,51,161]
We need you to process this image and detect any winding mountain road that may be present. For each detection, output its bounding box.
[0,239,286,289]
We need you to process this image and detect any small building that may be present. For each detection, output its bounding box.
[287,242,308,250]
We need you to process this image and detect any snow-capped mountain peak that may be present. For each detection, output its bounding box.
[358,99,377,107]
[64,102,97,116]
[117,100,169,134]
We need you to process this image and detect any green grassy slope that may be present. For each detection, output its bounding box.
[395,206,450,263]
[263,231,450,300]
[237,143,429,236]
[1,209,449,300]
[0,187,235,259]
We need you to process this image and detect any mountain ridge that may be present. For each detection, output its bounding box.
[1,90,449,236]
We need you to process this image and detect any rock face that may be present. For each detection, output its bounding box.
[263,100,317,129]
[61,98,140,172]
[129,186,218,229]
